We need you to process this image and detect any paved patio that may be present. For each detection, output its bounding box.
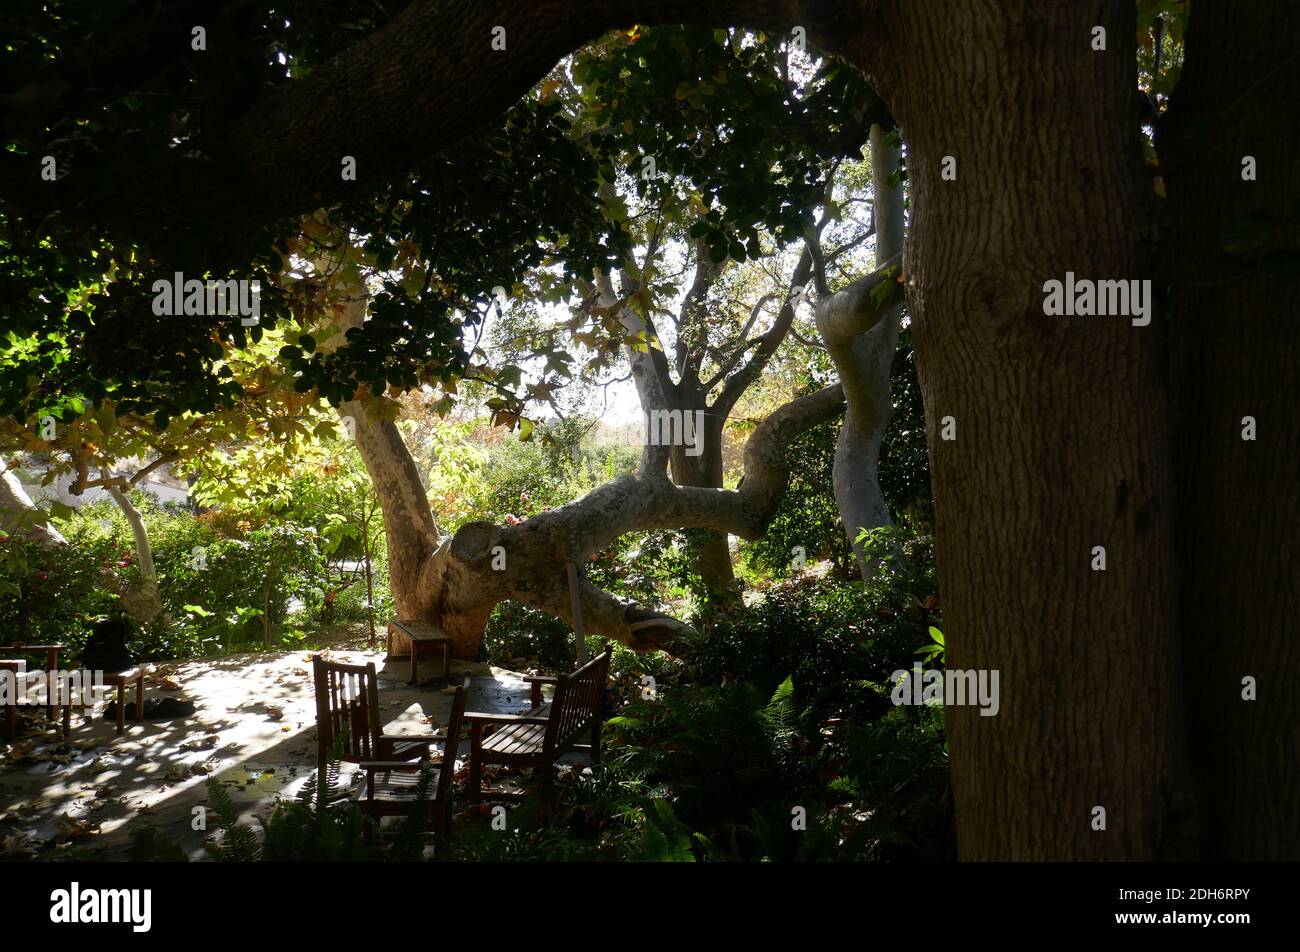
[0,649,540,860]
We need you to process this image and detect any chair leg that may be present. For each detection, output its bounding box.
[116,682,126,734]
[134,676,144,722]
[468,726,482,803]
[3,703,14,743]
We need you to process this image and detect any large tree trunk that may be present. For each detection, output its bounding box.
[668,394,736,603]
[819,123,905,580]
[595,251,740,603]
[876,1,1195,859]
[665,257,737,602]
[1162,0,1300,860]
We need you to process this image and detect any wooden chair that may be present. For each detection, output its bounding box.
[311,656,437,774]
[357,674,470,850]
[466,646,611,802]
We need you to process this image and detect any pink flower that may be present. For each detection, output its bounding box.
[504,513,521,526]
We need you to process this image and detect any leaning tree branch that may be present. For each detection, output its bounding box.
[4,0,826,224]
[814,251,904,343]
[434,381,847,651]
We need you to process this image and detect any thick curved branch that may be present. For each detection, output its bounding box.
[499,382,844,558]
[5,0,814,223]
[815,251,904,342]
[521,576,697,652]
[451,382,846,651]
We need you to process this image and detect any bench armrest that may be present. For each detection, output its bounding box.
[522,675,558,684]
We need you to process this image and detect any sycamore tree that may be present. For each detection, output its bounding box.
[500,30,903,594]
[2,0,1295,861]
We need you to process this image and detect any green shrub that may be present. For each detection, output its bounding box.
[1,492,330,659]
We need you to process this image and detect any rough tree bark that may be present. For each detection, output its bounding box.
[1161,0,1300,860]
[0,0,805,225]
[866,1,1195,860]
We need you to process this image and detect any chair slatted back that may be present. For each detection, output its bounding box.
[312,656,381,765]
[436,674,472,802]
[544,647,610,753]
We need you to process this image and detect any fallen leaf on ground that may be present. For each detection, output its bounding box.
[1,833,36,859]
[58,814,100,839]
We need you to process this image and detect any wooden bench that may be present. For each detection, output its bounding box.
[2,661,69,741]
[1,642,144,738]
[101,668,145,735]
[386,619,451,685]
[0,643,65,724]
[465,646,610,801]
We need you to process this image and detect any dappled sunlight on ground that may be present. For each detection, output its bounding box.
[0,649,538,860]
